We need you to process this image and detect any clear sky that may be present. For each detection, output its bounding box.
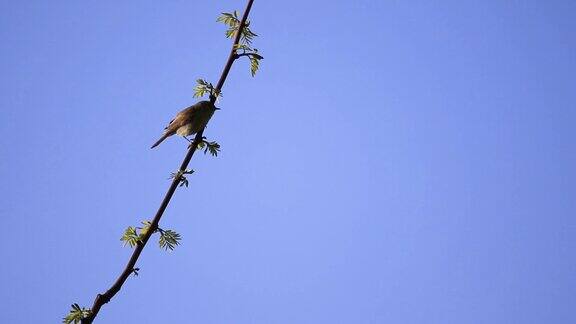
[1,0,575,323]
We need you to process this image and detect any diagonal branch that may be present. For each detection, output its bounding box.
[234,52,263,59]
[81,0,255,322]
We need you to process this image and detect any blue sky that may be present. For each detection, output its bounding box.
[1,0,575,323]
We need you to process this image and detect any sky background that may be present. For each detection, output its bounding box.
[1,0,575,323]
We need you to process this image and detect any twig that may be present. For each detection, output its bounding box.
[80,0,255,322]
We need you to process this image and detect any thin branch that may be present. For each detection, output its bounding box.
[80,0,255,322]
[234,52,262,59]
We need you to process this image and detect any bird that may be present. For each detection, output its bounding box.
[151,100,219,149]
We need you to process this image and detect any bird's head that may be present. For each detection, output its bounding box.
[200,100,220,111]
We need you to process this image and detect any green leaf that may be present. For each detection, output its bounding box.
[158,229,182,251]
[206,141,221,156]
[217,12,239,27]
[63,303,91,324]
[120,226,140,248]
[194,78,222,99]
[225,27,236,39]
[193,79,208,98]
[217,11,258,46]
[240,23,258,45]
[250,55,260,77]
[197,139,221,156]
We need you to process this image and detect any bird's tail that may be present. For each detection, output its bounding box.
[150,133,170,149]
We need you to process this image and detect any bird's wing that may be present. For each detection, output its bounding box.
[165,105,197,134]
[164,118,175,130]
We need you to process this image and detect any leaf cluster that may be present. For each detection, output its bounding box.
[157,229,181,251]
[120,221,181,251]
[169,169,195,187]
[193,79,221,99]
[63,303,91,324]
[218,11,263,76]
[120,226,140,248]
[217,11,257,44]
[197,139,221,156]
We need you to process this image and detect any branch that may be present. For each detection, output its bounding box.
[234,52,263,59]
[80,1,256,322]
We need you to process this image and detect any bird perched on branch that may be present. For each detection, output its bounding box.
[151,100,219,149]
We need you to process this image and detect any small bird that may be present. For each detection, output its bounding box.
[151,100,219,149]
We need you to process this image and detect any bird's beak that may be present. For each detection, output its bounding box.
[215,107,221,110]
